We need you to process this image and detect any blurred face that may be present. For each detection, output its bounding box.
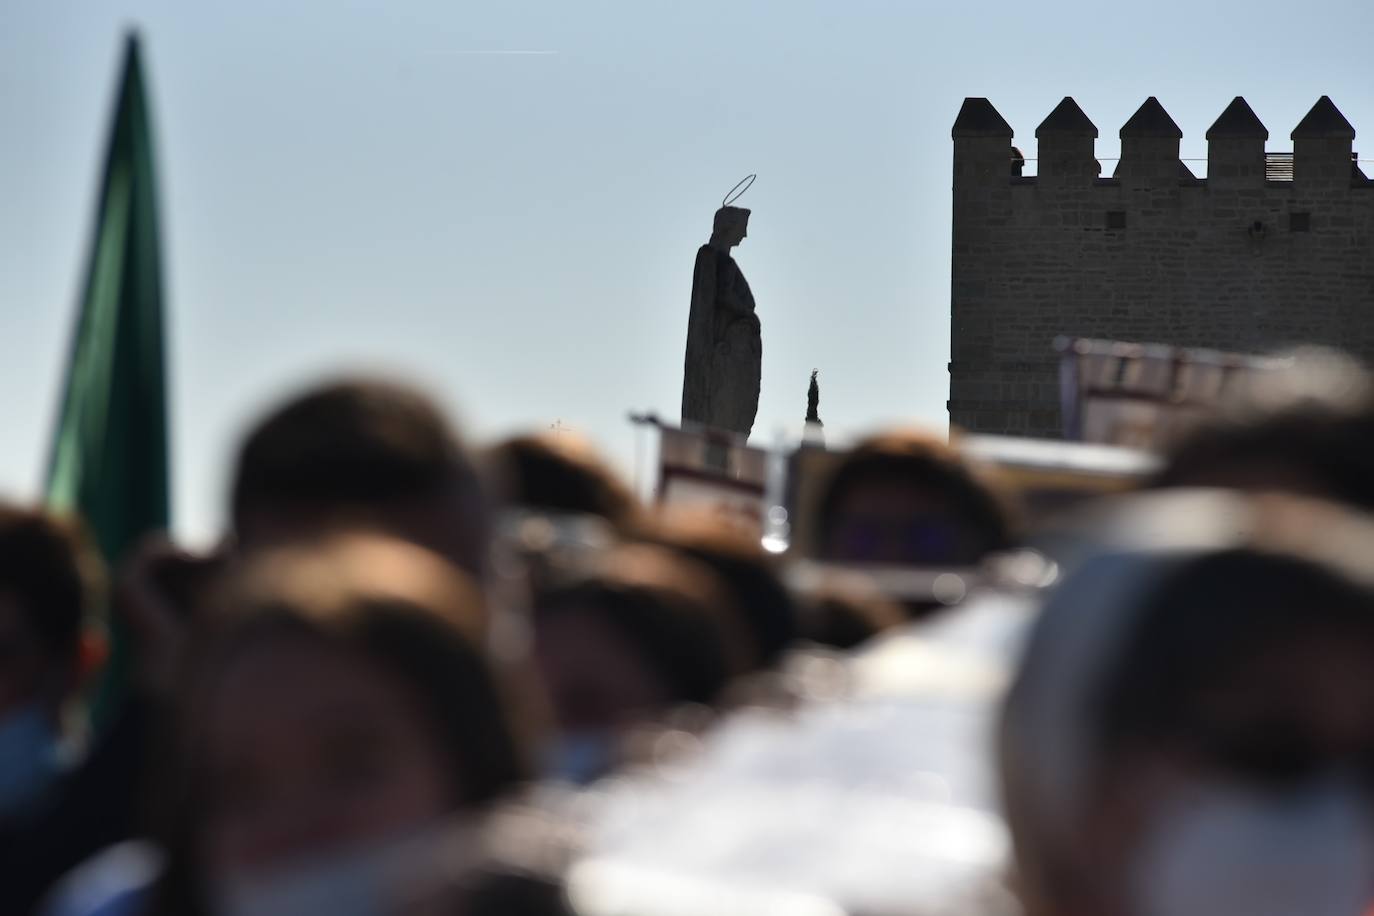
[1084,628,1374,916]
[0,592,59,719]
[823,477,990,567]
[533,604,670,733]
[1176,630,1374,780]
[199,634,453,880]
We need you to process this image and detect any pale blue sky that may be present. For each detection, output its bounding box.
[2,0,1371,543]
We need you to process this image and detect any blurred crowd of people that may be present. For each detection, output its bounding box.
[8,354,1374,915]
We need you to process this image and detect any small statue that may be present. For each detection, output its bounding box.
[681,177,761,437]
[806,369,822,427]
[803,369,825,446]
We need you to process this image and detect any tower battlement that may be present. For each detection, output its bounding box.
[949,95,1374,438]
[953,95,1370,189]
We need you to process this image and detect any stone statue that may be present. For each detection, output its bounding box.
[803,369,825,446]
[681,205,761,436]
[806,369,822,426]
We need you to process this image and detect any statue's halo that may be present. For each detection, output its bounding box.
[722,173,757,208]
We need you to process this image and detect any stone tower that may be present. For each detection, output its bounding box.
[948,95,1374,438]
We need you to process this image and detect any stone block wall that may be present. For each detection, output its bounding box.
[949,96,1374,437]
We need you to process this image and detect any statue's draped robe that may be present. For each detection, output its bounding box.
[681,245,762,436]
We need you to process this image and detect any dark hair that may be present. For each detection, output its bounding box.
[1151,406,1374,510]
[487,433,642,530]
[647,510,797,669]
[0,504,103,659]
[151,535,532,916]
[231,378,479,526]
[816,429,1014,558]
[536,544,746,707]
[1095,549,1374,758]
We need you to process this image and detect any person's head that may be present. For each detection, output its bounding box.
[486,433,642,532]
[1152,346,1374,508]
[1001,493,1374,916]
[0,504,104,721]
[710,206,750,248]
[1153,409,1374,510]
[816,429,1014,568]
[0,504,105,820]
[153,534,531,914]
[532,544,745,743]
[647,509,798,669]
[230,378,488,576]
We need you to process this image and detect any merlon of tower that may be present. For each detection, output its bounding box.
[1120,97,1182,138]
[1206,97,1268,140]
[1036,97,1098,137]
[952,98,1013,137]
[1292,96,1355,139]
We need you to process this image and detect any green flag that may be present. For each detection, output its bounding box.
[46,33,169,725]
